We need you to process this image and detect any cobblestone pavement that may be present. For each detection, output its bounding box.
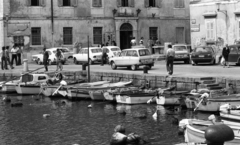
[0,60,239,79]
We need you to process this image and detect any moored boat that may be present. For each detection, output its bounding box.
[156,90,189,106]
[220,103,240,122]
[0,80,20,93]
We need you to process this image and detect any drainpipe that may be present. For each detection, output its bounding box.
[51,0,54,47]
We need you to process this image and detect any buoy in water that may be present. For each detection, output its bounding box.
[43,114,50,118]
[114,125,126,134]
[110,132,127,145]
[11,102,23,107]
[3,96,11,102]
[88,104,92,108]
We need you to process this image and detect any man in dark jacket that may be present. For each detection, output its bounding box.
[222,45,230,68]
[43,47,49,72]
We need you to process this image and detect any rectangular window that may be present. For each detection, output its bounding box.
[92,0,102,7]
[122,0,128,7]
[174,0,185,8]
[31,27,41,45]
[31,0,40,6]
[149,27,158,40]
[149,0,156,7]
[63,27,73,45]
[205,20,216,40]
[93,27,102,44]
[63,0,71,6]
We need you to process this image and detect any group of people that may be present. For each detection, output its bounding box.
[42,47,64,72]
[130,37,144,47]
[1,44,23,70]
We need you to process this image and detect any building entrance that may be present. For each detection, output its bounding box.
[120,23,133,50]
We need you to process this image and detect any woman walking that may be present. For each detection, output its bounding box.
[55,49,64,71]
[222,45,230,68]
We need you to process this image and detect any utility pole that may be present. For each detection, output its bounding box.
[87,36,90,82]
[51,0,54,47]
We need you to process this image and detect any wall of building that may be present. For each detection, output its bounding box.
[1,0,190,59]
[190,0,240,52]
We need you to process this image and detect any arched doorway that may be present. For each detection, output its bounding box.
[120,23,133,50]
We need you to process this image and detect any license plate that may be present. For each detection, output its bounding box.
[199,55,204,57]
[177,55,183,58]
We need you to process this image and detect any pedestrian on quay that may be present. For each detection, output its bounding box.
[17,45,23,65]
[55,49,64,71]
[1,46,7,70]
[5,46,14,69]
[101,48,108,66]
[130,37,136,47]
[43,47,49,72]
[139,37,144,46]
[222,45,230,68]
[11,45,18,66]
[166,44,175,76]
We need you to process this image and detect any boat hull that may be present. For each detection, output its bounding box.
[156,96,180,105]
[89,91,105,101]
[116,94,154,105]
[103,92,116,102]
[15,85,41,95]
[1,84,17,93]
[69,90,91,100]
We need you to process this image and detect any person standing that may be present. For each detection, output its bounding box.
[17,45,23,65]
[55,49,64,71]
[11,45,18,66]
[139,37,144,46]
[5,46,14,69]
[222,45,230,68]
[166,44,175,75]
[43,47,49,72]
[130,37,136,47]
[101,48,107,66]
[1,47,7,70]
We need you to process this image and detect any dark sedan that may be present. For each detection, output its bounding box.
[190,46,216,65]
[228,44,240,65]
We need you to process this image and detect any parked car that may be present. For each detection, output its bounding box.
[190,46,216,65]
[32,47,71,65]
[172,44,191,64]
[73,47,102,65]
[109,47,154,70]
[228,44,240,65]
[102,46,121,64]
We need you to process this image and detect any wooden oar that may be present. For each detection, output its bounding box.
[2,66,45,85]
[193,98,204,112]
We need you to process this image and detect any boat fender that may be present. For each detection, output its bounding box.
[126,133,140,144]
[43,114,50,118]
[88,104,92,108]
[11,102,23,107]
[3,96,11,103]
[205,124,234,144]
[114,125,126,134]
[110,132,127,145]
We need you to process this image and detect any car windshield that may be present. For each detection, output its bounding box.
[60,49,69,52]
[174,46,187,51]
[111,48,120,51]
[195,47,212,53]
[138,49,150,56]
[91,49,102,53]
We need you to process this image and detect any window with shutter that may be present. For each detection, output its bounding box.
[129,0,134,7]
[93,27,102,44]
[31,27,41,45]
[144,0,149,7]
[157,0,162,8]
[174,0,184,8]
[149,0,156,7]
[117,0,122,7]
[31,0,40,6]
[26,0,31,6]
[71,0,78,7]
[149,27,158,40]
[58,0,63,7]
[121,0,128,7]
[62,0,71,6]
[40,0,46,7]
[92,0,102,7]
[205,20,215,40]
[63,27,73,45]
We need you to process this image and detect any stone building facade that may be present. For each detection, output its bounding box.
[0,0,190,55]
[190,0,240,53]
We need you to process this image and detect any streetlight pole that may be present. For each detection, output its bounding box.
[87,35,90,82]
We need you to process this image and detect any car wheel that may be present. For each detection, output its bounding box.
[74,58,78,64]
[37,58,42,65]
[131,65,137,71]
[89,59,93,65]
[111,62,117,70]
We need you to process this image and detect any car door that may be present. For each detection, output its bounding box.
[82,49,88,62]
[75,49,83,61]
[115,51,127,65]
[228,46,238,63]
[128,50,138,65]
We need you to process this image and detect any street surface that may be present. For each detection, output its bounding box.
[1,60,239,79]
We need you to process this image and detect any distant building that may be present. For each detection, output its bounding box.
[0,0,190,53]
[190,0,240,52]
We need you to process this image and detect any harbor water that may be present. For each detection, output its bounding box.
[0,94,212,145]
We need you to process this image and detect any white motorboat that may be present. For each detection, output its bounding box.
[156,90,189,106]
[0,80,20,93]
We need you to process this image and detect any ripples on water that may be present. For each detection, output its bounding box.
[0,94,212,145]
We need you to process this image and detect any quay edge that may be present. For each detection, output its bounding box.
[0,71,240,93]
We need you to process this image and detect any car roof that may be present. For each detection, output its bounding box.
[82,47,101,49]
[102,46,120,49]
[123,47,148,51]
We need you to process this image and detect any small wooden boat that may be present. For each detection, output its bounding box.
[15,74,49,95]
[179,119,240,145]
[220,104,240,122]
[0,80,20,93]
[89,81,132,101]
[116,89,156,105]
[185,94,240,112]
[156,90,189,106]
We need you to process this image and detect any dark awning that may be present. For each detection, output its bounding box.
[7,23,31,37]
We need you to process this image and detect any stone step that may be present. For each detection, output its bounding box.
[201,80,216,84]
[200,77,215,81]
[208,86,223,90]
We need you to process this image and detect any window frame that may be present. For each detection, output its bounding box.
[31,0,40,6]
[205,19,216,41]
[93,27,103,45]
[174,0,185,8]
[149,27,158,41]
[149,0,156,7]
[31,27,41,46]
[92,0,103,7]
[62,0,71,6]
[63,27,73,45]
